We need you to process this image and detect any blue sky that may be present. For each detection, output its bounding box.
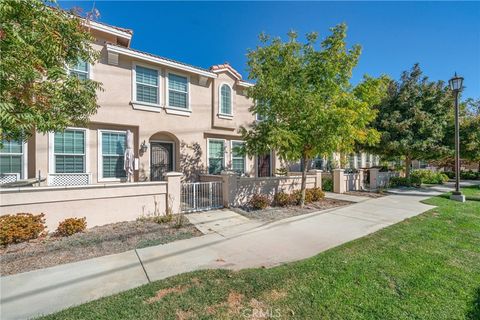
[60,1,480,100]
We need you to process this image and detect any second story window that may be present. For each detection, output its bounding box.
[220,84,232,115]
[69,59,89,80]
[135,65,159,104]
[168,73,189,109]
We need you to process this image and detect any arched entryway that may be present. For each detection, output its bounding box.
[149,132,180,181]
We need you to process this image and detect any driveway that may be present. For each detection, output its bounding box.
[0,188,450,320]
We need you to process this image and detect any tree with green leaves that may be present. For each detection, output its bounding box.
[0,0,102,143]
[462,116,480,171]
[460,99,480,170]
[369,64,453,177]
[240,24,388,206]
[430,98,479,170]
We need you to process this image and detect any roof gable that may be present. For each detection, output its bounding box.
[210,64,242,80]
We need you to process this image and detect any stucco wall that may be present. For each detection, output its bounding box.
[0,182,168,231]
[223,172,321,207]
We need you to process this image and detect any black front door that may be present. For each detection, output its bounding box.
[257,153,271,177]
[150,142,173,181]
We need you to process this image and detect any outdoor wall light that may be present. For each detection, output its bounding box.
[140,140,148,153]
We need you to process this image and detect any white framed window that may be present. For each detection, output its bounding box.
[167,72,190,110]
[69,59,90,80]
[219,83,232,116]
[0,139,27,179]
[231,141,245,175]
[207,139,225,175]
[133,64,160,105]
[52,129,86,173]
[99,130,127,181]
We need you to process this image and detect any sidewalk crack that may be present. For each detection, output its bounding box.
[135,249,151,283]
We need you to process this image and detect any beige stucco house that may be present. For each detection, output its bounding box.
[0,20,280,186]
[0,19,382,187]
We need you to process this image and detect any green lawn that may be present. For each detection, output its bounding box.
[41,186,480,320]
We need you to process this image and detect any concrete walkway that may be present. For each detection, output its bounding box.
[0,188,449,320]
[324,192,371,203]
[186,209,263,236]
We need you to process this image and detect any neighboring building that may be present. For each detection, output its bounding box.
[286,153,380,173]
[0,20,279,186]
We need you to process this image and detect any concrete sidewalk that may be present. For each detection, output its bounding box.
[1,189,444,320]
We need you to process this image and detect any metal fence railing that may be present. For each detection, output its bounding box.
[181,181,223,213]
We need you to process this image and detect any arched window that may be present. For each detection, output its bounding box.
[220,84,232,115]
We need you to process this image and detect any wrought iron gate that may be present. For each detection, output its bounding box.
[181,181,223,212]
[150,142,173,181]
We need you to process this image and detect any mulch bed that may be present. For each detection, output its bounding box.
[0,219,202,276]
[232,198,353,222]
[345,191,386,198]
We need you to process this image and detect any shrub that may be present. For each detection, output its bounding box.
[444,171,455,179]
[411,170,449,185]
[173,213,188,229]
[291,190,302,205]
[249,194,270,210]
[274,192,294,207]
[304,189,314,203]
[409,175,423,187]
[152,214,173,224]
[322,178,333,192]
[292,189,319,205]
[389,177,412,187]
[445,170,480,180]
[439,173,449,183]
[0,213,46,245]
[461,170,480,180]
[56,217,87,237]
[309,187,325,202]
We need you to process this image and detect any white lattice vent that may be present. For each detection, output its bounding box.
[0,173,19,185]
[48,173,91,186]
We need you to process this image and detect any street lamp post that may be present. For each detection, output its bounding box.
[448,73,465,202]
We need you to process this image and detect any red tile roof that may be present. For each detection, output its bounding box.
[210,63,243,80]
[55,6,133,35]
[90,20,133,35]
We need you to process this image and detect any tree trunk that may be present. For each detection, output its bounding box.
[405,155,412,178]
[300,155,309,208]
